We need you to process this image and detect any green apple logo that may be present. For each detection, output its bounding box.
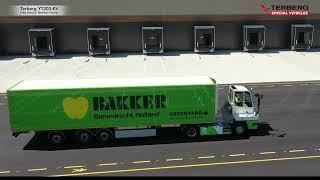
[62,97,89,119]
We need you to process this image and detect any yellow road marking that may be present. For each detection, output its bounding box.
[64,166,84,169]
[72,168,87,173]
[198,156,215,159]
[289,150,306,153]
[133,161,151,164]
[96,163,118,167]
[166,158,183,162]
[50,155,320,177]
[28,168,47,172]
[0,171,10,174]
[229,154,246,157]
[259,152,276,155]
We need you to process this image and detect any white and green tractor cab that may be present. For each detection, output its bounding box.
[223,85,262,135]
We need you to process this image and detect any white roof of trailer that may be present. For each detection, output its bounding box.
[9,76,216,91]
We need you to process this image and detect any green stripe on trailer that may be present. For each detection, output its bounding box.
[200,125,223,136]
[7,79,217,133]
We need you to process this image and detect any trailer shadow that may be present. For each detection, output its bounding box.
[23,122,276,151]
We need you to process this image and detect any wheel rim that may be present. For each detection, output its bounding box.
[99,132,109,142]
[188,128,197,137]
[80,133,89,143]
[52,134,61,144]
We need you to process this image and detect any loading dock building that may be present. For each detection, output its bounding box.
[0,0,319,56]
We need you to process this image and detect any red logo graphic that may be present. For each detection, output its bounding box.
[260,3,310,16]
[260,3,271,14]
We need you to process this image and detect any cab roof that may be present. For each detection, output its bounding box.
[230,85,250,92]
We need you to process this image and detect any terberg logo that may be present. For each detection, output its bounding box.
[62,97,89,119]
[93,95,167,111]
[260,3,310,16]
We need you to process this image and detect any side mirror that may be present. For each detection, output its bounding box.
[254,93,263,99]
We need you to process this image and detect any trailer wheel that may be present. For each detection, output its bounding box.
[185,126,198,138]
[95,129,113,144]
[48,131,65,145]
[76,130,93,144]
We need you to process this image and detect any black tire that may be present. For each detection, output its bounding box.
[48,131,66,145]
[75,130,93,144]
[185,126,199,138]
[233,124,247,136]
[95,129,113,144]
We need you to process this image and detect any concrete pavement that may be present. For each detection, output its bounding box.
[1,49,320,93]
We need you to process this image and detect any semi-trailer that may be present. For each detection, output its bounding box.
[7,76,262,145]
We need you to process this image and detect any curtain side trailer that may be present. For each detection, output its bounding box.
[7,76,261,145]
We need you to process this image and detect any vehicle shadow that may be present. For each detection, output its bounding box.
[23,123,276,151]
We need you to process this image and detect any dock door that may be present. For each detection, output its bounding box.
[194,26,215,53]
[28,28,55,57]
[243,25,266,52]
[142,27,163,54]
[291,24,314,50]
[87,27,110,55]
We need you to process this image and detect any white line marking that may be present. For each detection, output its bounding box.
[96,163,118,167]
[249,86,258,88]
[315,84,320,86]
[266,85,275,88]
[259,152,276,155]
[0,171,10,174]
[166,158,183,162]
[289,150,306,153]
[300,84,309,86]
[28,168,47,172]
[198,156,215,159]
[161,57,166,73]
[283,84,293,87]
[64,166,84,169]
[229,154,246,157]
[133,160,151,164]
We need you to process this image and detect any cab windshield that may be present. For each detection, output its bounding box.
[234,91,253,107]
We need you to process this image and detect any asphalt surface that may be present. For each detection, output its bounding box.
[0,82,320,176]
